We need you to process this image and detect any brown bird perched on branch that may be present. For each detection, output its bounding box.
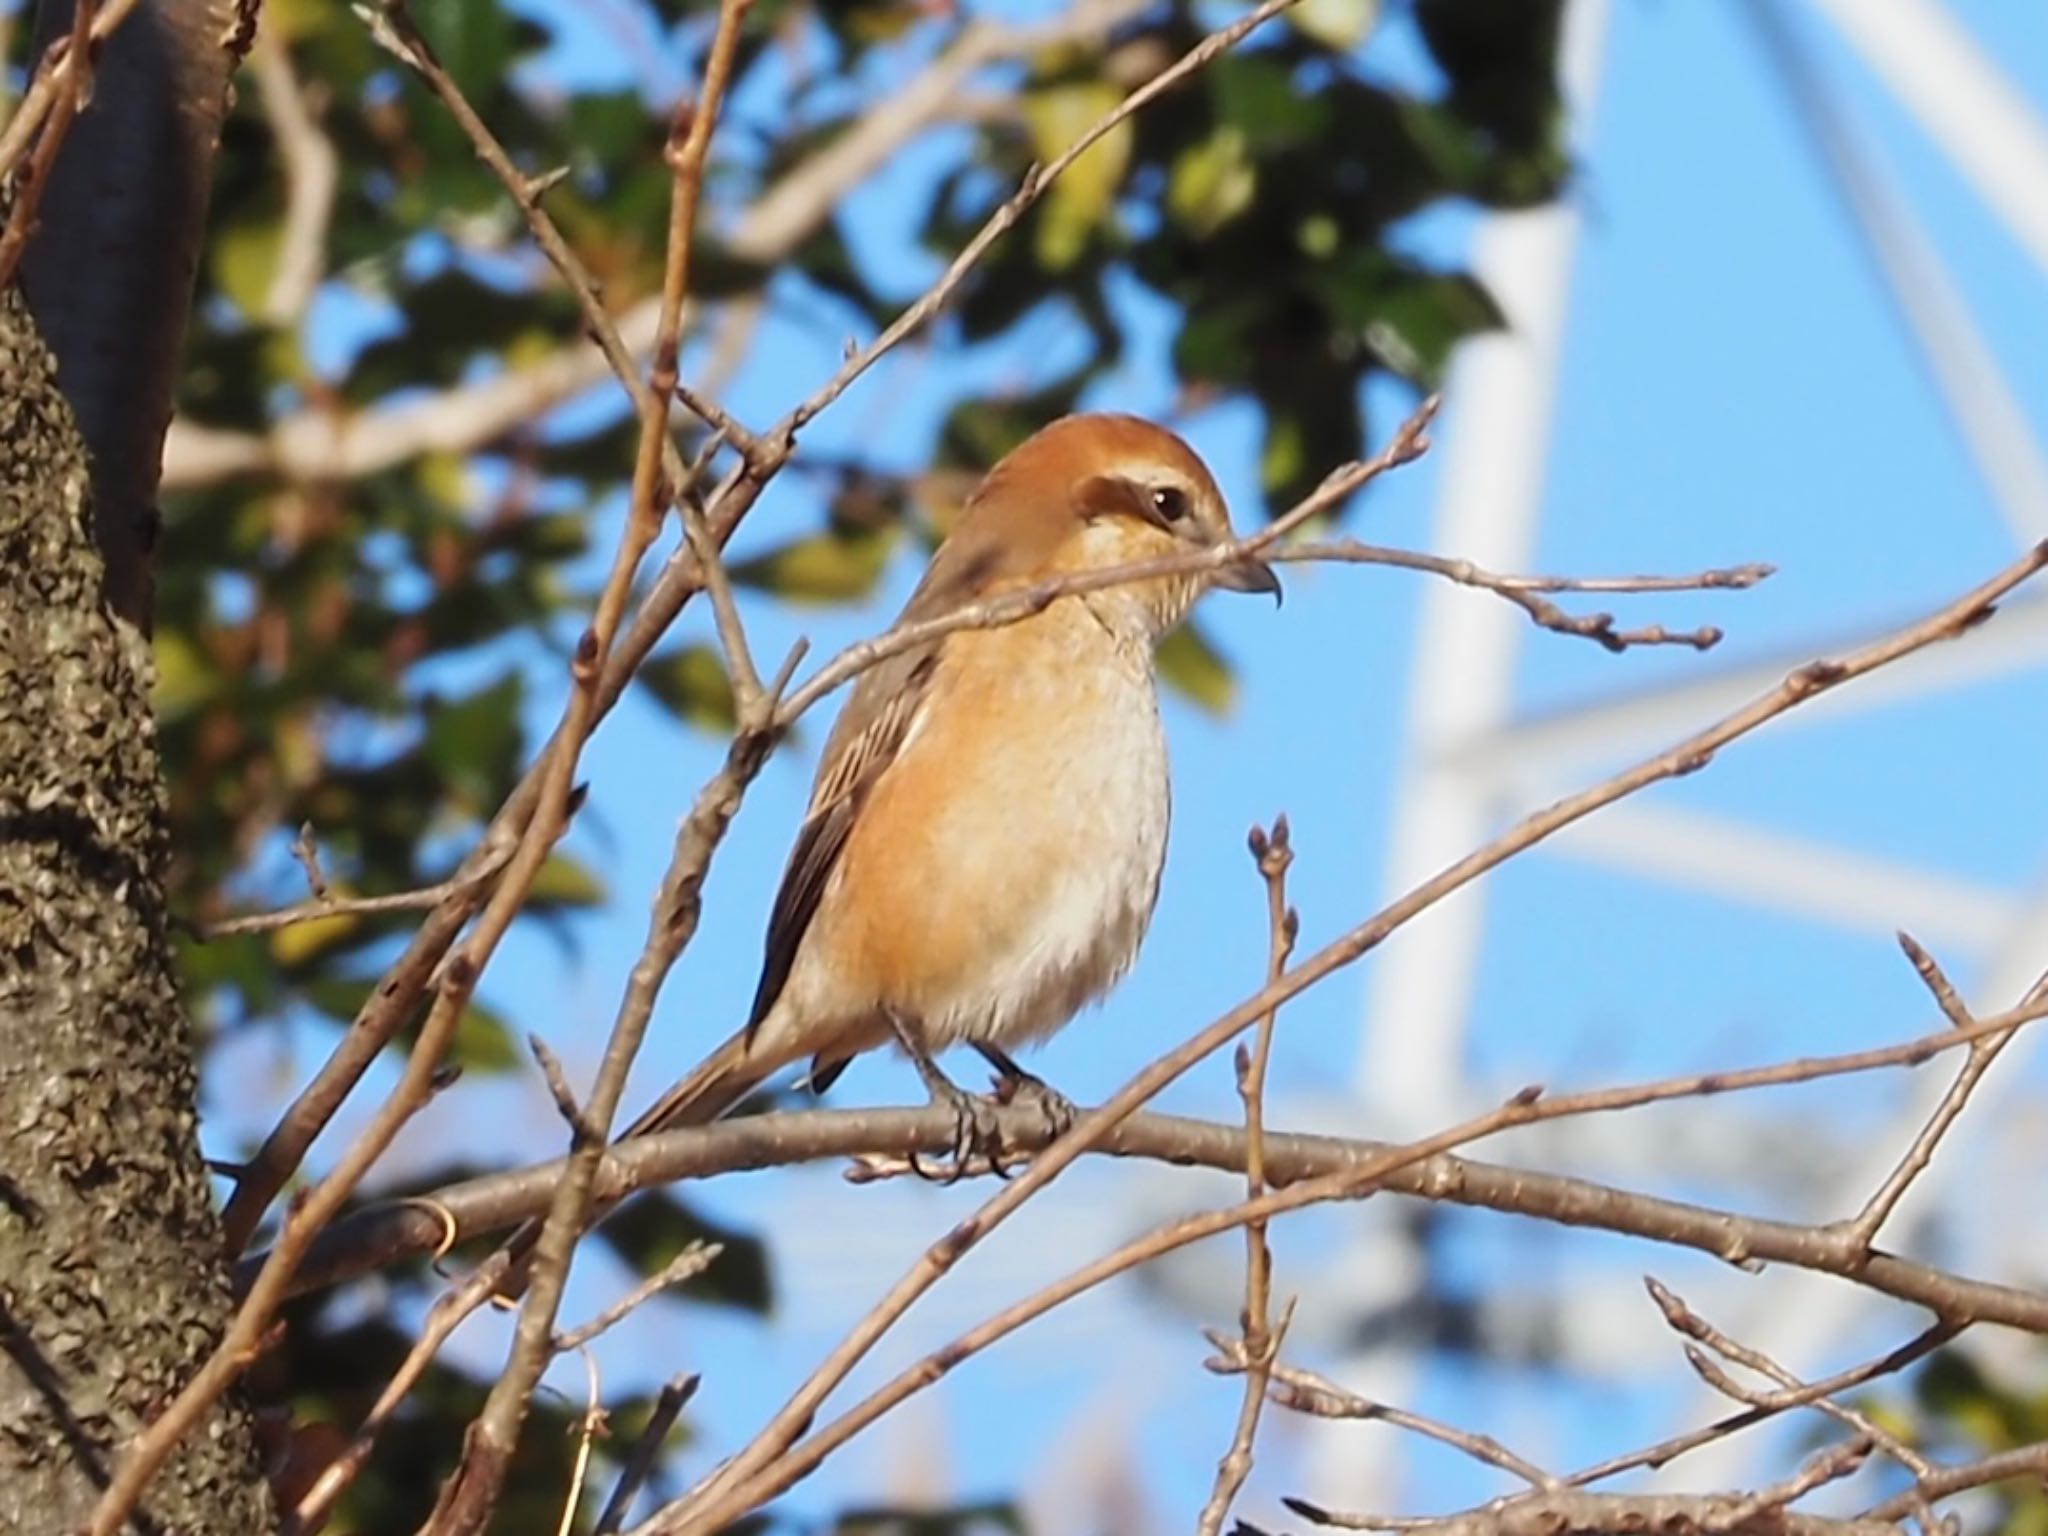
[489,414,1277,1295]
[620,412,1280,1158]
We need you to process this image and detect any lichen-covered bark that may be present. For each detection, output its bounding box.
[0,287,272,1532]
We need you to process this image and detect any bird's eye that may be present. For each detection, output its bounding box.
[1150,485,1191,523]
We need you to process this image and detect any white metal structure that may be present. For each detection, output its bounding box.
[1312,0,2048,1510]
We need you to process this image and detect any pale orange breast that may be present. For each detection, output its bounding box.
[796,597,1171,1055]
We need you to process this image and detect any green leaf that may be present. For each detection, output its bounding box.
[593,1191,773,1314]
[527,852,605,909]
[448,1000,521,1074]
[269,911,363,969]
[302,978,520,1074]
[423,674,524,811]
[409,0,514,107]
[1212,54,1331,153]
[1156,622,1236,715]
[1325,261,1504,386]
[640,644,737,733]
[152,629,217,720]
[1167,127,1257,239]
[211,217,284,319]
[1260,411,1309,500]
[1022,81,1132,271]
[1289,0,1379,51]
[730,526,895,604]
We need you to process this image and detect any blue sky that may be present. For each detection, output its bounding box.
[210,1,2048,1529]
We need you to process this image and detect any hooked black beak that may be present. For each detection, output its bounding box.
[1214,554,1283,606]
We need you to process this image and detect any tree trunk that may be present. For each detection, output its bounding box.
[21,0,247,630]
[0,290,272,1529]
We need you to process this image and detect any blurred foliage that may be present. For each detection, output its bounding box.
[1866,1345,2048,1536]
[87,0,1573,1526]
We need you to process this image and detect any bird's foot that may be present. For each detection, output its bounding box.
[887,1013,1007,1184]
[977,1044,1079,1142]
[921,1075,1009,1185]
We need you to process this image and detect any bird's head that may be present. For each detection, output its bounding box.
[934,413,1280,640]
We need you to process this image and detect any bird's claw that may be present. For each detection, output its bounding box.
[908,1076,1008,1185]
[988,1066,1079,1142]
[977,1044,1079,1143]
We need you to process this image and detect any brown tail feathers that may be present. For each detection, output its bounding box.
[490,1027,776,1299]
[617,1026,773,1139]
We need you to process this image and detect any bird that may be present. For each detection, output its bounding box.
[490,413,1280,1303]
[615,411,1281,1160]
[486,413,1276,1299]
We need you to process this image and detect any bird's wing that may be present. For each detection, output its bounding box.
[746,491,1044,1032]
[745,638,940,1031]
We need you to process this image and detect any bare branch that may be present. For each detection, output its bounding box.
[417,8,756,1529]
[1646,1277,1938,1502]
[555,1351,606,1536]
[0,0,96,294]
[267,1092,2048,1336]
[553,1243,722,1356]
[287,1251,515,1534]
[201,834,516,938]
[1561,1324,1956,1491]
[1863,1440,2048,1522]
[1283,1469,1895,1535]
[1196,816,1300,1536]
[1832,933,2034,1256]
[1275,542,1773,651]
[1207,1341,1557,1492]
[638,536,2048,1534]
[594,1374,698,1536]
[157,0,1153,491]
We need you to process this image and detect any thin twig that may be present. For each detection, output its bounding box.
[1645,1275,1939,1531]
[1284,1443,1893,1535]
[556,1350,607,1536]
[636,536,2048,1535]
[1196,817,1299,1536]
[0,0,144,180]
[0,0,100,292]
[595,1374,699,1536]
[553,1243,722,1355]
[1209,1344,1556,1492]
[286,1252,516,1535]
[358,0,715,491]
[86,5,750,1514]
[1833,933,2028,1256]
[530,1034,600,1147]
[203,838,515,938]
[1863,1439,2048,1521]
[290,822,330,898]
[412,8,756,1532]
[1559,1323,1957,1490]
[768,0,1318,444]
[1277,542,1774,652]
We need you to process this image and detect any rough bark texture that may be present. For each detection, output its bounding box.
[0,285,272,1533]
[22,0,248,630]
